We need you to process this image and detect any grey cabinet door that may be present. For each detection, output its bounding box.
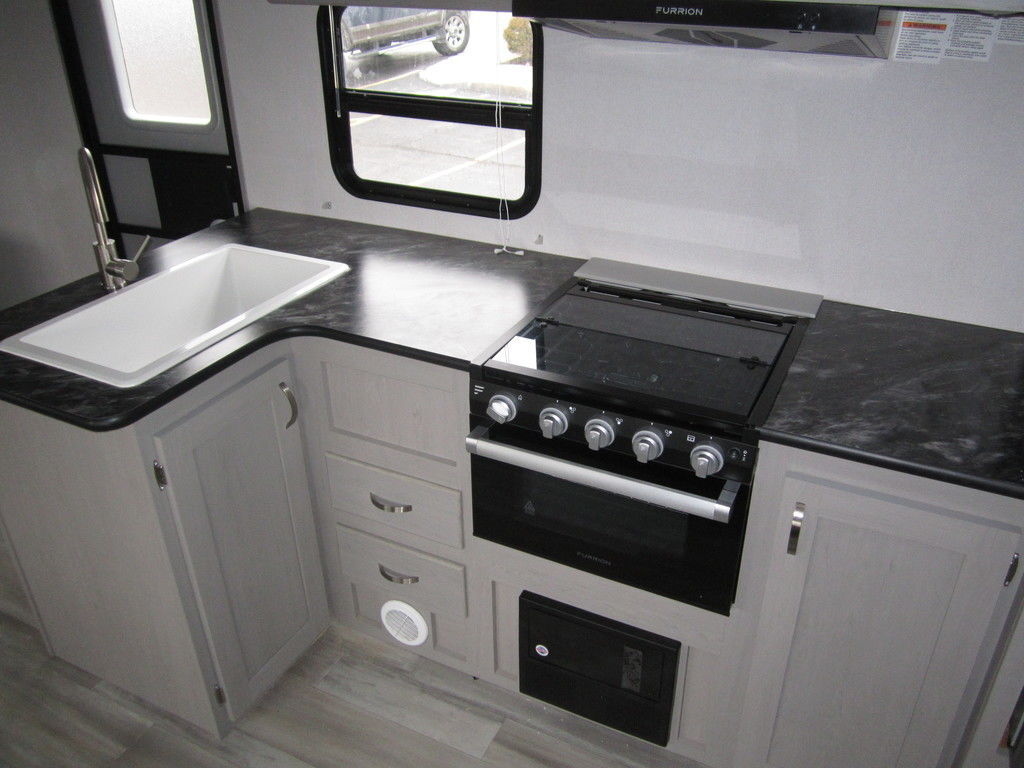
[152,357,328,720]
[739,447,1020,768]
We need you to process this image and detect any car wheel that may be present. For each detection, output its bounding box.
[433,13,469,56]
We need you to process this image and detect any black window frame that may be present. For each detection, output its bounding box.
[316,6,542,219]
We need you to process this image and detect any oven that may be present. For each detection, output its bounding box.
[467,263,816,616]
[468,412,748,614]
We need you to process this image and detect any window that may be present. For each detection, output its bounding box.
[318,7,542,218]
[99,0,213,125]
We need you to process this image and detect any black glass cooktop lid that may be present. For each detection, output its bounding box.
[484,285,792,423]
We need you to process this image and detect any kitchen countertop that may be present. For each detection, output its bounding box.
[762,301,1024,500]
[0,209,1021,501]
[0,208,583,430]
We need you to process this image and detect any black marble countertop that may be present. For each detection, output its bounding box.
[762,301,1024,500]
[0,208,582,430]
[1,210,1021,501]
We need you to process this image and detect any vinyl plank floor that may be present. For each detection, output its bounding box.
[108,726,241,768]
[315,646,502,757]
[483,719,637,768]
[0,653,151,768]
[0,613,710,768]
[239,674,486,768]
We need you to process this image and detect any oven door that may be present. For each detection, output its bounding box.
[467,424,748,615]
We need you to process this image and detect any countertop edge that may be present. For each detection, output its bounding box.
[0,326,472,433]
[758,428,1024,502]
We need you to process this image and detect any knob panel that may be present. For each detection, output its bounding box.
[631,430,664,463]
[538,406,569,439]
[486,394,517,424]
[584,417,615,451]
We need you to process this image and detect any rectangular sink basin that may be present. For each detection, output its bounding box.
[0,245,349,388]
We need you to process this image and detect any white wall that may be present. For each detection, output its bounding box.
[0,0,96,310]
[219,2,1024,333]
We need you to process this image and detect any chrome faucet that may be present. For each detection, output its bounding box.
[78,147,148,291]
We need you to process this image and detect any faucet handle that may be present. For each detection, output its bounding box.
[105,234,149,285]
[130,235,151,263]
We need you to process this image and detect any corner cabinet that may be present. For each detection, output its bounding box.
[736,443,1023,768]
[0,344,328,735]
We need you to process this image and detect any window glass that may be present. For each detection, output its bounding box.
[100,0,212,124]
[322,8,541,218]
[350,113,525,199]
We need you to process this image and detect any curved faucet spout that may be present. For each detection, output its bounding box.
[78,147,138,291]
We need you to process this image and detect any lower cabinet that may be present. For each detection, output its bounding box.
[4,336,1022,764]
[736,443,1023,768]
[292,338,476,670]
[0,345,328,735]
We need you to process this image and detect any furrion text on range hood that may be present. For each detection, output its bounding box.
[511,0,900,58]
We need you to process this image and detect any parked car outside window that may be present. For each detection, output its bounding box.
[340,8,470,57]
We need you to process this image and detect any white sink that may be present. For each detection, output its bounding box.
[0,244,349,388]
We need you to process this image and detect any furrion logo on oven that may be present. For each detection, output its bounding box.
[655,6,705,16]
[576,551,613,567]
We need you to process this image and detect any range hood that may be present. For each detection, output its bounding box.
[512,0,899,58]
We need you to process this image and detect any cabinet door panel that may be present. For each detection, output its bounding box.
[769,516,964,768]
[189,400,310,675]
[741,449,1019,768]
[154,358,328,719]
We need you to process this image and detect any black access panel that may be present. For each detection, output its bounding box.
[519,591,681,746]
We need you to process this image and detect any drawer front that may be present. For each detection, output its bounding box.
[326,454,463,549]
[323,355,465,466]
[336,525,467,617]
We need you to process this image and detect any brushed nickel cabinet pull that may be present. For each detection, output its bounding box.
[279,382,298,428]
[787,502,805,556]
[370,492,412,514]
[379,564,419,585]
[1006,552,1020,587]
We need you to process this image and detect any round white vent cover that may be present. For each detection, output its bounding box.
[380,600,429,646]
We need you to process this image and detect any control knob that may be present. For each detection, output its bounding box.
[538,406,569,439]
[584,417,616,451]
[631,430,664,464]
[486,394,517,424]
[690,443,725,478]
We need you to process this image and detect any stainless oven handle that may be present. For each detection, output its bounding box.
[466,427,736,524]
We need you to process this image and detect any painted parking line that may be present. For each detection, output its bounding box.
[412,136,526,187]
[350,114,384,127]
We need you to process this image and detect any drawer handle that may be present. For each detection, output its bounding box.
[787,502,805,555]
[370,492,412,514]
[379,564,419,585]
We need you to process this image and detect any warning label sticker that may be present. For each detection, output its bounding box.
[893,11,1008,62]
[942,14,999,60]
[998,17,1024,45]
[894,12,954,63]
